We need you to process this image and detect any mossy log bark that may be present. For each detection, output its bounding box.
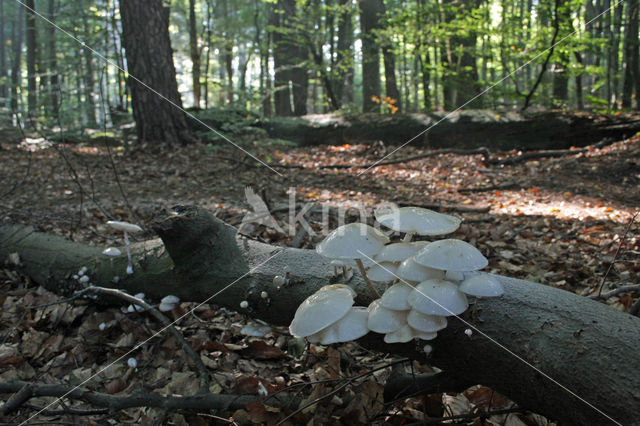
[1,206,639,426]
[257,110,640,151]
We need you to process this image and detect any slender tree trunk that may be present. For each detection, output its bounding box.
[336,0,354,105]
[46,0,59,117]
[204,0,213,109]
[552,0,570,106]
[610,1,623,107]
[81,12,97,127]
[622,0,639,108]
[380,1,400,112]
[10,6,23,113]
[0,0,7,102]
[188,0,201,108]
[574,52,584,109]
[360,0,383,113]
[25,0,37,120]
[119,0,196,145]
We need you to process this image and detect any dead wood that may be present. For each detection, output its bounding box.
[1,206,640,425]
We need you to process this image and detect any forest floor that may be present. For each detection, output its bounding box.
[1,125,639,425]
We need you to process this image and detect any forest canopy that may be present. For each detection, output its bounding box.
[0,0,637,131]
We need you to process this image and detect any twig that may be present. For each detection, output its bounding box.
[589,284,640,300]
[489,139,611,166]
[0,380,296,415]
[597,211,638,297]
[457,182,519,193]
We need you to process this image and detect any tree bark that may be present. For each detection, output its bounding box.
[360,0,382,113]
[622,0,639,108]
[188,0,201,108]
[25,0,37,120]
[1,206,639,426]
[118,0,196,145]
[0,0,7,101]
[46,0,59,118]
[10,5,23,113]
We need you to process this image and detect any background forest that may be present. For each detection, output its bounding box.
[0,0,638,129]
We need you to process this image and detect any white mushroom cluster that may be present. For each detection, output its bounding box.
[293,206,505,345]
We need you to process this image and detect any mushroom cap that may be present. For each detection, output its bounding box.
[444,270,465,282]
[375,207,461,235]
[161,295,180,304]
[102,247,122,257]
[379,282,414,311]
[106,220,143,233]
[459,273,505,297]
[374,242,427,263]
[366,262,399,282]
[307,307,369,344]
[383,324,414,343]
[382,324,439,343]
[289,285,355,337]
[316,223,390,260]
[407,310,447,332]
[396,257,445,282]
[414,239,488,272]
[158,302,176,312]
[409,279,469,316]
[367,299,408,333]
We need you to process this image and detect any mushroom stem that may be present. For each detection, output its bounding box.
[402,232,414,242]
[124,231,133,274]
[355,258,380,298]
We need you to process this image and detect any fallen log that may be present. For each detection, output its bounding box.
[1,206,639,425]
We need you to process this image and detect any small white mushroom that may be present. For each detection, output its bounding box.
[367,299,408,333]
[261,291,269,299]
[78,275,90,284]
[273,275,287,288]
[158,303,176,312]
[127,357,137,368]
[465,328,473,337]
[306,307,369,345]
[289,284,355,338]
[459,273,505,297]
[240,300,249,309]
[161,295,180,304]
[407,310,448,333]
[366,262,399,283]
[316,223,390,297]
[375,206,461,242]
[396,257,444,282]
[78,266,88,276]
[98,322,107,331]
[379,282,413,311]
[409,279,469,316]
[107,220,143,275]
[414,239,488,272]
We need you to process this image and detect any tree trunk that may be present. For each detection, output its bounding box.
[622,0,639,108]
[188,0,201,108]
[10,5,23,113]
[552,0,570,106]
[335,0,354,105]
[0,0,7,102]
[1,206,639,426]
[81,12,97,127]
[118,0,195,145]
[46,0,59,118]
[25,0,37,120]
[360,0,383,113]
[379,1,400,112]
